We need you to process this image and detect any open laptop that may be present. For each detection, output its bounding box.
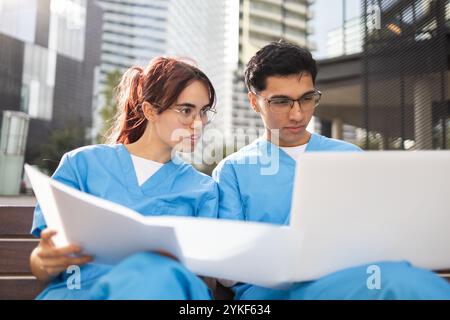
[289,151,450,281]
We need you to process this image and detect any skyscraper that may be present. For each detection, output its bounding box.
[93,0,233,142]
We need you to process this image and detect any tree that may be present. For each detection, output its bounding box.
[34,121,87,175]
[97,69,122,144]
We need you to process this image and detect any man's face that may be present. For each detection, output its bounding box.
[248,73,316,147]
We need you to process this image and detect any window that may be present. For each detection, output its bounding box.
[21,44,56,121]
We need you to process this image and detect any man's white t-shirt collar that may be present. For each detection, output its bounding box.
[280,143,308,161]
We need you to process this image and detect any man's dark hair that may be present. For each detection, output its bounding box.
[244,40,318,93]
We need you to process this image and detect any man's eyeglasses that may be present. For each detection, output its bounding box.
[253,90,322,114]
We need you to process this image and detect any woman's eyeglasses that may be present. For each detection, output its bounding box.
[169,105,217,125]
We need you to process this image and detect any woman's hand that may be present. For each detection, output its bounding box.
[30,229,93,283]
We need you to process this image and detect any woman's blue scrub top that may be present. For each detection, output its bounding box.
[31,143,218,284]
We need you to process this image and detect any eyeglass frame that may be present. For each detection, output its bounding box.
[168,104,217,125]
[148,101,217,125]
[251,89,322,114]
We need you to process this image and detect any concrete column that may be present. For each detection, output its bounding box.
[413,78,433,150]
[332,118,343,140]
[380,133,389,150]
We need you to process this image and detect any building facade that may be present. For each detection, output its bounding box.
[315,0,449,150]
[0,0,102,163]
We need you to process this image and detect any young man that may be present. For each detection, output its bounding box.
[212,41,450,300]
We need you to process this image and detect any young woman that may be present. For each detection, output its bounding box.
[29,57,219,300]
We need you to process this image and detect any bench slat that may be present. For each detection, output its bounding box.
[0,241,38,275]
[0,206,35,238]
[0,278,45,300]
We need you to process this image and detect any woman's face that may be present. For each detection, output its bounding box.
[151,80,212,153]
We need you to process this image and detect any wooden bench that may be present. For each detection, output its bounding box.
[1,205,449,300]
[0,206,46,299]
